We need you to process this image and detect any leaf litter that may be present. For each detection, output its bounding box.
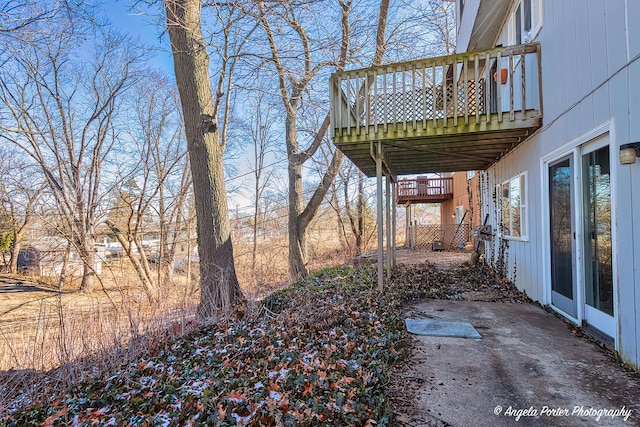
[1,261,528,426]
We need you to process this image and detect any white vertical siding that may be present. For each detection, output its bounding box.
[480,0,640,370]
[456,0,481,53]
[626,57,640,369]
[604,1,628,73]
[587,1,609,85]
[629,0,640,58]
[483,140,543,302]
[562,1,580,108]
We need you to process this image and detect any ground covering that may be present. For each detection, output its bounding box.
[1,261,525,426]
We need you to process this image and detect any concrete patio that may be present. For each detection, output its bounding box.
[394,300,640,426]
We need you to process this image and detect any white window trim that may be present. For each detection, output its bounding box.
[455,205,465,224]
[539,120,618,349]
[507,0,543,46]
[530,0,543,40]
[497,171,529,241]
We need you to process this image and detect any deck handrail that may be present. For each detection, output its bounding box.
[329,43,542,138]
[396,177,453,199]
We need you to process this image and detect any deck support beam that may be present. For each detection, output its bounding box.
[375,142,384,292]
[386,175,391,279]
[392,182,397,269]
[405,204,412,248]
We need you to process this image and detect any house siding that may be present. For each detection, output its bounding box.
[472,0,640,369]
[441,173,481,228]
[456,0,480,53]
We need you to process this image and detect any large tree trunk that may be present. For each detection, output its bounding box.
[286,110,307,280]
[165,0,243,316]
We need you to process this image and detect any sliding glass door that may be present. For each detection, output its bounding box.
[549,156,577,317]
[582,146,614,336]
[546,138,615,339]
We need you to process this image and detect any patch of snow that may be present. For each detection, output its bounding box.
[154,413,171,427]
[268,367,289,381]
[269,390,281,401]
[232,413,251,426]
[181,380,208,397]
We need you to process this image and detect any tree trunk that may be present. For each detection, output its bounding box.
[252,195,258,278]
[165,0,243,316]
[58,242,71,291]
[288,161,307,281]
[78,231,96,293]
[285,107,307,281]
[9,234,22,275]
[107,220,160,302]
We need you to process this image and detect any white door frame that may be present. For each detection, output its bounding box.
[540,120,619,348]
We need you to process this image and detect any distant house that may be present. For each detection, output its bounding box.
[330,1,640,369]
[440,171,481,249]
[18,236,102,276]
[398,172,481,250]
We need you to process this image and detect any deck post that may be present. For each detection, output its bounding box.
[385,174,391,279]
[406,204,412,248]
[375,142,384,292]
[392,182,397,269]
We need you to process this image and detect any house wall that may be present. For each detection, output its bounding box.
[441,172,481,249]
[441,172,481,240]
[472,0,640,369]
[456,0,481,52]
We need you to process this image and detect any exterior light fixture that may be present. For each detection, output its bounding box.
[620,142,640,165]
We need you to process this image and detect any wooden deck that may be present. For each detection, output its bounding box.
[397,177,453,204]
[330,43,542,176]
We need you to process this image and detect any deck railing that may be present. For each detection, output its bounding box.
[330,43,542,138]
[396,177,453,203]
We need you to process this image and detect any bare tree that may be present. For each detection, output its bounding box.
[252,0,353,280]
[0,23,144,292]
[0,149,44,273]
[106,188,160,300]
[414,0,456,56]
[164,0,251,314]
[244,90,277,278]
[251,0,392,280]
[106,72,192,300]
[0,0,63,34]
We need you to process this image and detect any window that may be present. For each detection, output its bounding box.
[456,0,466,32]
[467,170,476,179]
[498,172,528,239]
[508,0,543,45]
[455,206,465,224]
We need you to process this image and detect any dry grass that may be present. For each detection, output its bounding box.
[0,265,203,415]
[232,232,369,300]
[0,230,357,416]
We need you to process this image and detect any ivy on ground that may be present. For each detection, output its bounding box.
[2,262,524,426]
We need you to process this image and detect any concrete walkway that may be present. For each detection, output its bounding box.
[395,300,640,426]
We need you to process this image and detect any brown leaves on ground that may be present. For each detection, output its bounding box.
[391,261,532,304]
[1,261,529,426]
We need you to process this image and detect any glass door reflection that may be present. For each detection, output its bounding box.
[549,156,577,317]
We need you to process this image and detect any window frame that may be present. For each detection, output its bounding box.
[497,171,529,241]
[507,0,543,46]
[457,0,466,32]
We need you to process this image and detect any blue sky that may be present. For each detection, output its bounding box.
[104,0,174,74]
